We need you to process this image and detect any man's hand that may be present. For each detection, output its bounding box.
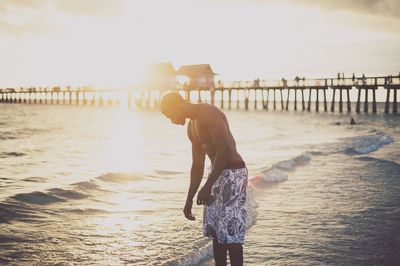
[183,200,195,221]
[197,185,212,205]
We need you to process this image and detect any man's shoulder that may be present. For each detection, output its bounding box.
[197,104,223,120]
[200,103,218,111]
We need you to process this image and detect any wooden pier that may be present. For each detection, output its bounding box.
[0,74,399,114]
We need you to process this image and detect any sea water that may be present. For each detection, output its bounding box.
[0,103,399,265]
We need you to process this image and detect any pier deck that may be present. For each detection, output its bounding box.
[1,75,399,114]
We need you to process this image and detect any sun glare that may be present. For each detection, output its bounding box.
[101,110,151,173]
[0,0,398,86]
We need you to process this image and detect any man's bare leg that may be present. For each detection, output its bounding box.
[213,239,227,266]
[227,244,243,266]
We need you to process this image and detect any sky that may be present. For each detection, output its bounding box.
[0,0,399,87]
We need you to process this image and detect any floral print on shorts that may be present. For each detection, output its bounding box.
[203,167,248,244]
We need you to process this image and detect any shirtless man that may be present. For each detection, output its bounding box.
[160,92,248,266]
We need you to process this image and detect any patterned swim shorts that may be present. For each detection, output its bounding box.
[203,164,248,244]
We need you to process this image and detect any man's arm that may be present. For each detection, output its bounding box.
[187,141,205,202]
[197,118,229,205]
[184,122,205,220]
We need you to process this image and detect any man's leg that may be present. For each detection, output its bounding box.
[213,239,228,266]
[227,244,243,266]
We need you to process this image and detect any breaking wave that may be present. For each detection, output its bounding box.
[251,152,312,185]
[95,172,145,183]
[0,152,27,158]
[1,187,93,223]
[12,191,66,205]
[71,180,101,190]
[345,132,394,154]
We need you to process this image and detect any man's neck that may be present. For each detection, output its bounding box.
[182,103,200,120]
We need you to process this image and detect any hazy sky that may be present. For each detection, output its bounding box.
[0,0,399,87]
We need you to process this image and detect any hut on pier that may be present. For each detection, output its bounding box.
[177,64,217,90]
[144,62,178,91]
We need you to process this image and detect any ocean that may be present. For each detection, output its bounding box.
[0,102,399,265]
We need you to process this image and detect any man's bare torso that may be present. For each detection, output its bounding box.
[187,104,243,164]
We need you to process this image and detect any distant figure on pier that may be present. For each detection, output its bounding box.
[282,77,287,87]
[362,74,366,85]
[337,73,341,80]
[352,73,355,82]
[385,76,390,85]
[295,76,300,85]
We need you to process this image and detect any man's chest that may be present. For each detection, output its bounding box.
[190,120,213,145]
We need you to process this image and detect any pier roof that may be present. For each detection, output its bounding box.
[146,62,177,76]
[177,64,217,76]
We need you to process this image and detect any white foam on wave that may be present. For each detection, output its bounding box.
[245,187,258,228]
[349,132,394,154]
[276,152,311,171]
[277,160,295,170]
[253,152,312,184]
[260,168,288,183]
[181,242,213,266]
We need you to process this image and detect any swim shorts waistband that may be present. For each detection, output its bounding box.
[225,160,246,169]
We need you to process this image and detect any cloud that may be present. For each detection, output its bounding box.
[0,1,50,36]
[0,0,121,36]
[0,0,120,16]
[52,0,121,17]
[286,0,400,19]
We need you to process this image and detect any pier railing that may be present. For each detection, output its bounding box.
[0,74,399,114]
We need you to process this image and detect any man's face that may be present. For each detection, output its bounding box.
[163,108,186,126]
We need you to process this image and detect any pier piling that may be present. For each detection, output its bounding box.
[347,89,351,112]
[286,89,290,111]
[356,88,361,113]
[385,88,391,114]
[372,89,377,113]
[364,89,369,113]
[331,88,336,112]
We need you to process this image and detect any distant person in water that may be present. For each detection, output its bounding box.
[160,92,248,266]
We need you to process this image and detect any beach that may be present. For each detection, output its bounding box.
[1,103,399,265]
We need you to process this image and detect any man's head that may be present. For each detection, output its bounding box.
[160,92,187,125]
